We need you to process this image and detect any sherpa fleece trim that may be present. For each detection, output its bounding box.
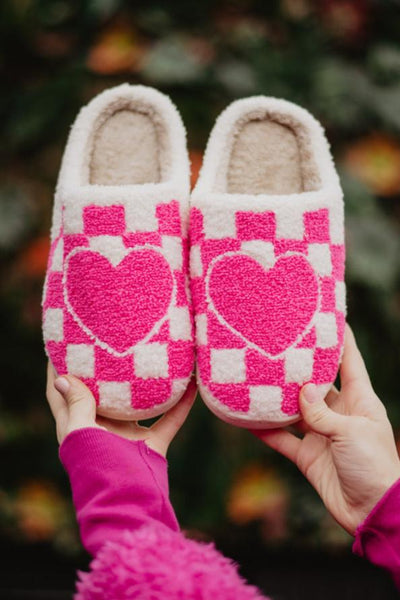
[190,96,346,428]
[51,84,190,242]
[192,96,341,198]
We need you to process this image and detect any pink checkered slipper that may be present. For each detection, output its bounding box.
[42,84,194,420]
[190,97,346,428]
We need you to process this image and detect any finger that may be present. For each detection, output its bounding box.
[284,386,340,437]
[151,378,197,445]
[285,384,339,436]
[96,415,138,438]
[340,324,372,389]
[251,428,301,463]
[324,386,339,408]
[54,375,97,429]
[299,383,348,438]
[46,362,68,422]
[289,419,310,435]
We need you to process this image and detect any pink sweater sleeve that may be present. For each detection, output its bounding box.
[353,477,400,589]
[59,427,179,556]
[61,429,266,599]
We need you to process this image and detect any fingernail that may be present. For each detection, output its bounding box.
[302,383,319,403]
[54,377,70,395]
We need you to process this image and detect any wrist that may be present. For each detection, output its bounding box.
[352,470,400,534]
[62,422,102,445]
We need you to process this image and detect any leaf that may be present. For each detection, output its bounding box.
[87,0,121,20]
[0,185,35,252]
[140,35,206,84]
[372,84,400,132]
[346,213,400,291]
[312,59,367,129]
[339,170,377,216]
[215,60,257,95]
[368,44,400,83]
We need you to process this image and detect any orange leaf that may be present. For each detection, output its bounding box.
[19,236,50,278]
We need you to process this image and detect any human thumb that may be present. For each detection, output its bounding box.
[299,383,346,438]
[54,375,97,427]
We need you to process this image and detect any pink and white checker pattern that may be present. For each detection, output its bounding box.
[43,199,194,419]
[190,204,346,426]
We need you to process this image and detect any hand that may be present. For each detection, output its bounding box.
[252,324,400,535]
[46,362,197,457]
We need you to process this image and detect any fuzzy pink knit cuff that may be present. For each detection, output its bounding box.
[75,524,268,600]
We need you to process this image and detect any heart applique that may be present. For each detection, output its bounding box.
[207,253,319,357]
[65,247,174,355]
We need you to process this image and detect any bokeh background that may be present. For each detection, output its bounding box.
[1,0,400,598]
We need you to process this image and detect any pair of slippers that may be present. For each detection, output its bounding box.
[42,85,346,429]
